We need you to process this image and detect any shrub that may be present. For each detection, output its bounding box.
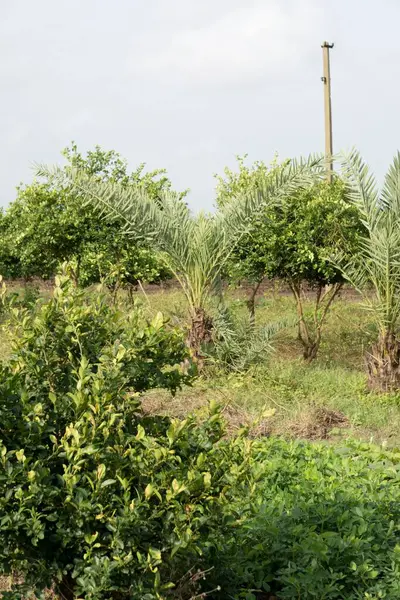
[0,274,252,599]
[207,438,400,599]
[7,272,191,398]
[215,158,363,359]
[78,244,171,290]
[0,143,179,284]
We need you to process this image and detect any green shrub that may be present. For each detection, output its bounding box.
[208,438,400,599]
[7,273,191,398]
[78,244,171,290]
[0,274,252,599]
[5,273,400,599]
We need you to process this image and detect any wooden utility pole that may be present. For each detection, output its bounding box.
[321,41,334,182]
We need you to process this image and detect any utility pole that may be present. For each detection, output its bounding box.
[321,41,334,182]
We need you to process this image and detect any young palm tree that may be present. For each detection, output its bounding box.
[339,150,400,390]
[38,157,324,358]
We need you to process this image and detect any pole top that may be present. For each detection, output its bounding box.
[321,41,334,48]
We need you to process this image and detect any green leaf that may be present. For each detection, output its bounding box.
[144,483,154,500]
[16,449,26,463]
[100,479,116,488]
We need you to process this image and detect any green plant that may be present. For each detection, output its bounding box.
[338,151,400,390]
[78,244,171,293]
[206,438,400,599]
[215,155,278,323]
[206,305,289,372]
[7,269,191,398]
[0,144,177,284]
[216,159,363,360]
[0,272,258,599]
[38,155,324,359]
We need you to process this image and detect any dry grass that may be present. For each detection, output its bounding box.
[141,393,271,438]
[284,406,350,440]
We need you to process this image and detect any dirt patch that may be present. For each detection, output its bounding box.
[141,394,271,438]
[0,577,10,593]
[286,407,350,440]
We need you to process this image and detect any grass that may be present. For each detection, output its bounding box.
[139,285,400,446]
[3,281,400,446]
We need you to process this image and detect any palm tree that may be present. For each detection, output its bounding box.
[38,156,324,358]
[339,150,400,390]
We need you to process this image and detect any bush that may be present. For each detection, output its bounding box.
[207,438,400,599]
[78,244,171,290]
[0,274,252,599]
[4,273,400,599]
[7,273,191,397]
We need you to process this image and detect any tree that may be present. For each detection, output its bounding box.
[216,157,363,360]
[38,155,325,358]
[0,144,176,286]
[338,151,400,390]
[0,209,21,279]
[215,155,279,323]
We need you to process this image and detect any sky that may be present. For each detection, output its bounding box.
[1,0,400,212]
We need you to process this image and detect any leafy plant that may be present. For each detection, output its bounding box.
[38,155,325,359]
[216,158,363,360]
[0,144,176,285]
[206,438,400,599]
[7,269,191,398]
[206,304,289,372]
[215,155,279,323]
[338,151,400,390]
[0,272,257,599]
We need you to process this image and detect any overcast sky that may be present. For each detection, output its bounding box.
[1,0,399,211]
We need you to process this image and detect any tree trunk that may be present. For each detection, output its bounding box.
[289,280,342,363]
[246,278,264,326]
[366,331,400,391]
[187,307,213,364]
[57,574,75,600]
[302,341,320,362]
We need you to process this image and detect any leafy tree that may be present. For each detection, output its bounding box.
[338,151,400,390]
[0,144,176,286]
[216,157,363,360]
[215,156,278,322]
[38,155,325,358]
[0,209,21,279]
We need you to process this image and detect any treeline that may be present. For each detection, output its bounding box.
[4,145,400,390]
[0,146,363,361]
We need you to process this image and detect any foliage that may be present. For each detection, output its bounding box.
[207,438,400,599]
[78,243,170,290]
[215,157,363,359]
[0,209,22,280]
[62,143,178,198]
[338,151,400,390]
[0,273,257,599]
[38,154,325,355]
[214,155,278,287]
[4,275,400,598]
[0,144,175,285]
[7,270,191,397]
[206,304,290,372]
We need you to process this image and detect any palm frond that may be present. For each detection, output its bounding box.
[207,306,292,372]
[339,149,380,227]
[36,154,325,313]
[336,151,400,332]
[381,151,400,214]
